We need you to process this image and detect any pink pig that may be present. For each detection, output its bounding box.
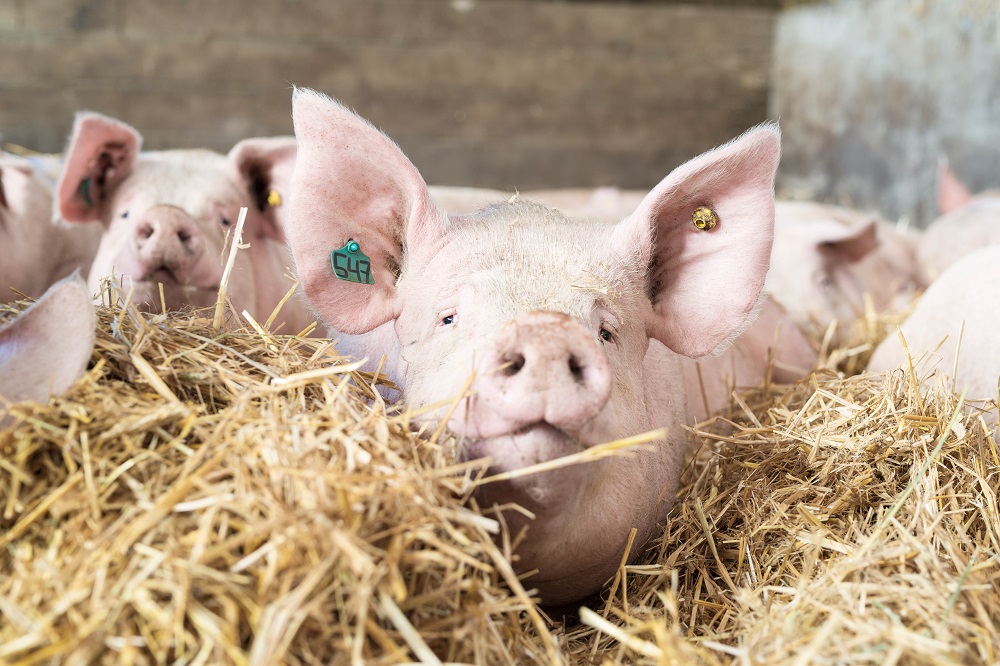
[55,113,312,333]
[285,89,781,604]
[0,151,101,303]
[1,273,95,427]
[917,160,1000,279]
[765,201,925,335]
[867,245,1000,430]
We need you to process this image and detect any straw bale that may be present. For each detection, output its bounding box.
[1,288,997,665]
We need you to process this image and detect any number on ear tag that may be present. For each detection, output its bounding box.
[331,240,375,285]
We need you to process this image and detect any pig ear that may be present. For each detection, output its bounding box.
[0,273,95,407]
[287,88,446,335]
[815,218,879,263]
[0,166,7,210]
[57,112,141,224]
[615,123,780,358]
[227,136,297,242]
[936,157,973,215]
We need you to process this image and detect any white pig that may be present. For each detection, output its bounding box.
[285,89,781,604]
[765,201,925,336]
[867,245,1000,429]
[0,273,95,426]
[0,151,101,303]
[918,160,1000,279]
[55,112,312,333]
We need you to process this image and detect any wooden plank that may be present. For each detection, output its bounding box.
[0,0,775,188]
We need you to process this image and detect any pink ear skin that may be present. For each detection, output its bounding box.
[57,112,142,224]
[616,123,781,359]
[936,157,973,215]
[227,136,297,243]
[287,88,447,336]
[817,219,879,263]
[0,273,95,410]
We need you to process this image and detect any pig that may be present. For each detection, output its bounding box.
[0,151,101,303]
[284,88,781,604]
[0,273,95,426]
[55,112,312,334]
[764,201,925,337]
[917,160,1000,279]
[867,245,1000,429]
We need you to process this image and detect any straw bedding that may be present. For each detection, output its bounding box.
[0,291,997,665]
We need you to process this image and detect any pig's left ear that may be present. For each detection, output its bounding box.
[227,136,297,242]
[815,218,879,263]
[615,124,780,358]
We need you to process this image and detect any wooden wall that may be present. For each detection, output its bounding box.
[0,0,775,190]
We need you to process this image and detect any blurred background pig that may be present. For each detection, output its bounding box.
[867,245,1000,430]
[917,160,1000,280]
[54,112,311,334]
[0,151,100,303]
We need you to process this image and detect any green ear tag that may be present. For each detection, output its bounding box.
[331,240,375,285]
[79,178,94,208]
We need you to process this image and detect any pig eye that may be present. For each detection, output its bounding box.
[120,210,129,219]
[221,217,232,227]
[438,310,457,327]
[598,325,616,345]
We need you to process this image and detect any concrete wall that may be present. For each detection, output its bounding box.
[0,0,774,191]
[772,0,1000,227]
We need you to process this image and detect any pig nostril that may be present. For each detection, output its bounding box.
[499,353,525,377]
[568,355,585,383]
[177,229,192,244]
[138,224,154,240]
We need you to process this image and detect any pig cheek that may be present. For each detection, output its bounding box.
[400,332,479,419]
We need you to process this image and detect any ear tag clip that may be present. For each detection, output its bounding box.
[331,240,375,285]
[692,206,718,231]
[79,178,94,208]
[267,189,282,207]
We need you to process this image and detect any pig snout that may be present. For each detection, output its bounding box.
[472,311,612,438]
[132,206,206,282]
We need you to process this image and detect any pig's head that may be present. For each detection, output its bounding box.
[0,273,95,427]
[0,153,62,301]
[286,89,780,604]
[919,160,1000,278]
[56,112,297,322]
[766,202,924,334]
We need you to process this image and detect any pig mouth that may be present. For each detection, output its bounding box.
[461,422,585,473]
[128,272,222,311]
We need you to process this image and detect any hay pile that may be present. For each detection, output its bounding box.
[1,291,997,665]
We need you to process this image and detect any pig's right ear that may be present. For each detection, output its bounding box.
[57,112,141,224]
[936,157,973,215]
[286,88,447,335]
[0,273,95,408]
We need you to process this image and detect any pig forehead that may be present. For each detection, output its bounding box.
[119,153,244,212]
[427,215,645,313]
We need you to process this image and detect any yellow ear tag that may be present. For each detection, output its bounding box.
[267,189,282,207]
[692,206,718,231]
